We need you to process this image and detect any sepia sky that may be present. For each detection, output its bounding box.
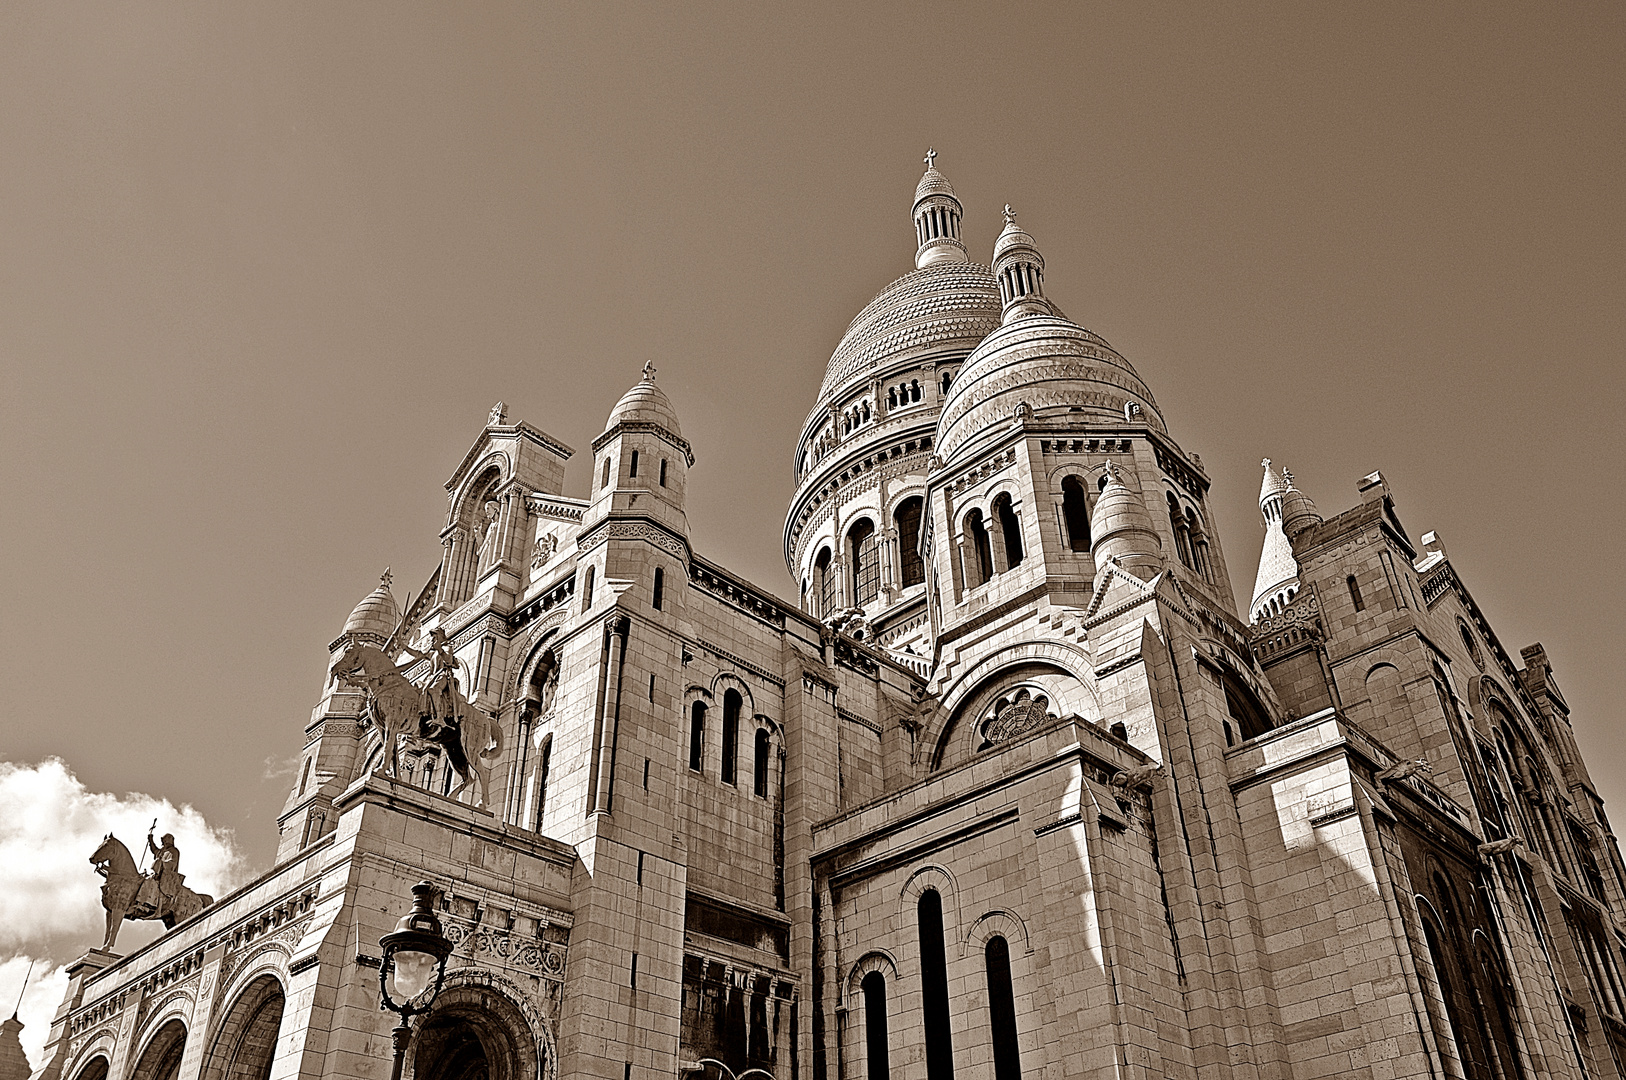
[1,2,1623,1024]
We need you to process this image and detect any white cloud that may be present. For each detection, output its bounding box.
[0,956,69,1071]
[0,757,249,980]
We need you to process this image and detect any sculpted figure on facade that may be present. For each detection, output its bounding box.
[331,631,504,809]
[89,830,213,950]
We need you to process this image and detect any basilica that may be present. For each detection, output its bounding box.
[30,156,1626,1080]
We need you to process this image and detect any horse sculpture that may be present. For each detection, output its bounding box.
[90,835,212,951]
[331,642,504,809]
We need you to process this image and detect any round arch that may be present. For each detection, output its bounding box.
[928,645,1097,768]
[966,909,1033,957]
[130,1018,188,1080]
[899,865,963,961]
[408,979,547,1080]
[71,1053,111,1080]
[202,973,285,1080]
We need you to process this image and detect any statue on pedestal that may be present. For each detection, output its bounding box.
[330,633,504,809]
[89,828,213,951]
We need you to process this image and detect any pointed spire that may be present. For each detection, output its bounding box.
[487,401,508,427]
[1258,458,1288,515]
[1251,458,1302,622]
[912,149,969,269]
[991,204,1049,323]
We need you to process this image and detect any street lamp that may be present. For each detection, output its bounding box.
[379,881,453,1080]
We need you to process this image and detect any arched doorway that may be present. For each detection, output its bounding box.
[131,1019,187,1080]
[72,1056,110,1080]
[411,984,539,1080]
[204,974,285,1080]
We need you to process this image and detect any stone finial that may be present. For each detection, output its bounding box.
[380,567,393,589]
[641,360,657,383]
[1003,203,1016,225]
[488,401,508,426]
[924,147,937,170]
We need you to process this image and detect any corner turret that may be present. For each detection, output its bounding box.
[1090,464,1163,577]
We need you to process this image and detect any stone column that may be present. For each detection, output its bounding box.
[593,616,629,815]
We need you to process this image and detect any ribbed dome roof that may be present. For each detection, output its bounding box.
[992,216,1039,263]
[935,315,1165,464]
[605,374,682,437]
[343,573,399,640]
[818,262,1002,399]
[914,166,957,206]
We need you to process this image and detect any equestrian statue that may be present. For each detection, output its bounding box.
[330,626,504,809]
[90,827,213,951]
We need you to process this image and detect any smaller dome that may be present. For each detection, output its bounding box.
[992,208,1040,264]
[914,166,957,207]
[605,363,682,437]
[343,570,399,640]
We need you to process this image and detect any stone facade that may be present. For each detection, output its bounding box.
[35,158,1626,1080]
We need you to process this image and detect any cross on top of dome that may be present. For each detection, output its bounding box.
[924,147,937,169]
[642,359,657,383]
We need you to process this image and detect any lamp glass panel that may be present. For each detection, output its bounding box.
[390,949,437,1000]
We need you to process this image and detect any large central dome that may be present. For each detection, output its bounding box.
[818,261,1001,400]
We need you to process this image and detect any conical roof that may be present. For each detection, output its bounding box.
[0,1014,28,1080]
[992,207,1040,264]
[604,365,682,437]
[1259,458,1288,507]
[343,571,399,640]
[913,151,958,206]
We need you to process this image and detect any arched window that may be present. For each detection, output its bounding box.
[660,458,668,487]
[888,387,898,408]
[1060,475,1090,552]
[630,449,639,477]
[1348,574,1365,612]
[849,518,880,607]
[532,734,552,830]
[1186,508,1212,581]
[1222,668,1273,741]
[1167,493,1193,568]
[814,547,836,617]
[895,497,925,588]
[941,371,952,394]
[993,494,1023,569]
[689,702,705,772]
[74,1059,109,1080]
[861,970,890,1080]
[601,457,611,489]
[910,379,921,402]
[582,565,595,613]
[721,689,741,785]
[985,936,1022,1080]
[964,510,993,588]
[652,567,665,611]
[753,728,771,797]
[918,890,955,1080]
[1417,912,1469,1073]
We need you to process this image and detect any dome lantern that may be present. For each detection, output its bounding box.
[992,205,1049,324]
[912,149,970,269]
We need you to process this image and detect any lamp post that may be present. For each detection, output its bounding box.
[379,881,453,1080]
